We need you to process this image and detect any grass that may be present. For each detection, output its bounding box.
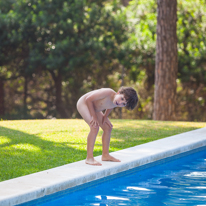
[0,119,205,182]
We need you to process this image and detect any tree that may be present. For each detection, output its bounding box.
[153,0,178,120]
[176,0,206,121]
[1,0,129,118]
[0,0,20,116]
[126,0,206,121]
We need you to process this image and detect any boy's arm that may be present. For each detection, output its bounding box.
[102,109,113,128]
[85,96,99,127]
[104,109,113,118]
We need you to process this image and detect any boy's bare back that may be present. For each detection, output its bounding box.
[80,88,117,112]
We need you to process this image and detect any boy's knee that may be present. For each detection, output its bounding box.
[90,126,99,134]
[103,125,112,133]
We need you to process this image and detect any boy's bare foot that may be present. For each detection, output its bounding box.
[85,158,102,166]
[102,154,121,162]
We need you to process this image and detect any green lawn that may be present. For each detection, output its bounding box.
[0,119,205,182]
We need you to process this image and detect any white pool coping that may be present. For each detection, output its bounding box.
[0,127,206,206]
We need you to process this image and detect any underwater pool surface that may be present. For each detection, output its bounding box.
[21,148,206,206]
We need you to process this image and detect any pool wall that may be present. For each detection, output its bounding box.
[0,127,206,206]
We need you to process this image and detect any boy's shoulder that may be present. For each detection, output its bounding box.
[96,88,116,95]
[89,88,116,98]
[98,88,115,92]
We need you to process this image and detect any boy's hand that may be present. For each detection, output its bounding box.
[102,116,113,128]
[90,116,99,128]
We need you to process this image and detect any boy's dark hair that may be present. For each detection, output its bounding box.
[118,87,138,110]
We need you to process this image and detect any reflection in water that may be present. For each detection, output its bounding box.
[185,171,206,177]
[127,186,152,191]
[96,195,129,201]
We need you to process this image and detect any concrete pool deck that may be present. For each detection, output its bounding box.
[0,127,206,206]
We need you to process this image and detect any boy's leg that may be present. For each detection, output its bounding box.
[86,126,101,166]
[77,100,102,166]
[96,112,120,162]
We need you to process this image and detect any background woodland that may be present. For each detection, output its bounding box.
[0,0,206,121]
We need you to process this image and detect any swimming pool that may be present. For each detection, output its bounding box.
[19,146,206,206]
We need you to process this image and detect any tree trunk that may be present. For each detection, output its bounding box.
[23,76,28,118]
[119,65,125,119]
[121,0,130,7]
[153,0,178,120]
[0,79,5,116]
[51,70,68,118]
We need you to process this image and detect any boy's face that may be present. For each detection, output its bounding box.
[113,93,127,108]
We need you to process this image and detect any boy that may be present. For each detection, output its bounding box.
[76,87,138,166]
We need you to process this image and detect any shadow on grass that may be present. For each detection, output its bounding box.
[0,126,99,182]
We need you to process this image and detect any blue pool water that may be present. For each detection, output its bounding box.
[21,148,206,206]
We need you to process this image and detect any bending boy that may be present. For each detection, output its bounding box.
[77,87,138,166]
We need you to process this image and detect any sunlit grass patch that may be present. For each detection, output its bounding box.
[0,119,205,182]
[0,136,11,145]
[11,143,41,151]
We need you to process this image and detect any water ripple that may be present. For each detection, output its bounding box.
[38,150,206,206]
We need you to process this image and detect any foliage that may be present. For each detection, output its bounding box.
[174,0,206,121]
[0,0,131,118]
[177,0,206,83]
[118,0,206,121]
[0,0,206,121]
